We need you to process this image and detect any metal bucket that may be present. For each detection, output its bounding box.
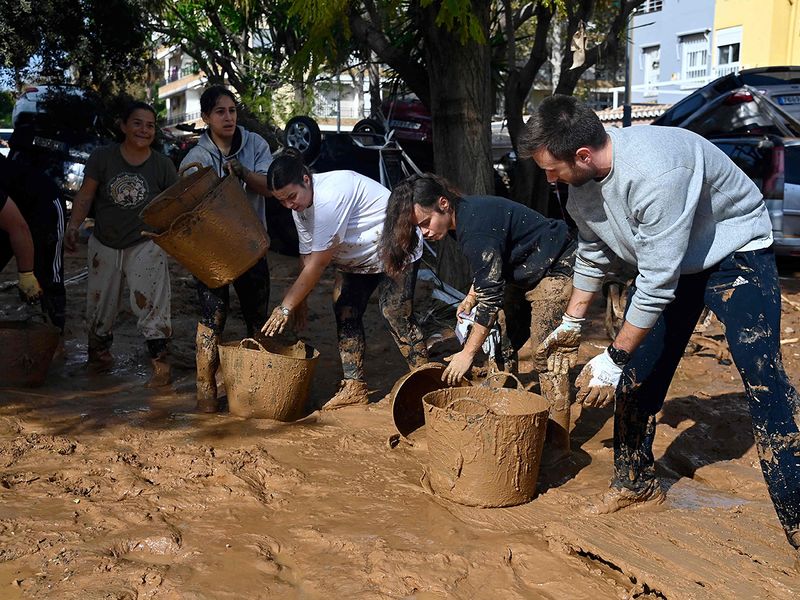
[0,319,60,387]
[140,163,219,231]
[146,175,269,288]
[219,337,319,421]
[390,362,470,440]
[422,385,549,507]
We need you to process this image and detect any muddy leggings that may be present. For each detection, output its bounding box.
[614,247,800,544]
[333,261,428,381]
[196,255,269,337]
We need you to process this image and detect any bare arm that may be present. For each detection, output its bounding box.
[280,249,335,310]
[65,177,99,251]
[0,197,34,271]
[564,287,597,319]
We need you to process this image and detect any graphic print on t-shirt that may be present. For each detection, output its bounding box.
[108,172,149,209]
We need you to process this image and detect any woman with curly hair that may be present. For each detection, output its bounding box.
[380,173,578,452]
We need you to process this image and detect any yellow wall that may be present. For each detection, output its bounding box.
[713,0,800,67]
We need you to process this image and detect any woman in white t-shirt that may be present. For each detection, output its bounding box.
[262,149,428,408]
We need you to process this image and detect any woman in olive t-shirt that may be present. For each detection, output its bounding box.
[66,102,178,386]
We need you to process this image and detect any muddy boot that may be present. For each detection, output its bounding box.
[88,332,114,373]
[195,324,220,413]
[146,339,171,388]
[584,479,666,515]
[323,379,370,410]
[540,371,571,461]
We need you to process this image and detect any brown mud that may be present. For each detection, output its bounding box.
[1,246,800,599]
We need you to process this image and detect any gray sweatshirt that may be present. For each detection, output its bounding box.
[180,126,273,228]
[568,125,772,329]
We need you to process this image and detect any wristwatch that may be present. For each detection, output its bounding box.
[279,305,291,317]
[607,343,631,366]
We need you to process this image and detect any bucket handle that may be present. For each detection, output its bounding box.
[178,162,205,177]
[239,337,268,352]
[481,370,525,389]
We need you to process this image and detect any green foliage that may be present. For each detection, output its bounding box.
[0,0,152,96]
[421,0,486,44]
[0,90,13,127]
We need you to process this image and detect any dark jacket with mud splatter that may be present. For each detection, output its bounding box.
[455,195,572,327]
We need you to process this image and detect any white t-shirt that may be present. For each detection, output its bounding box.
[293,170,422,274]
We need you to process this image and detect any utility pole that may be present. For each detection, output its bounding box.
[623,13,633,127]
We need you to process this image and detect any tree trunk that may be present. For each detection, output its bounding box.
[368,52,382,117]
[421,0,493,196]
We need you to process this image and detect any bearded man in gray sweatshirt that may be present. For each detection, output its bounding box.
[520,94,800,554]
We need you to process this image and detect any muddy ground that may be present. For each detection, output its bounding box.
[1,242,800,600]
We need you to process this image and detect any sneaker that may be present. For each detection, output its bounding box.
[323,379,370,410]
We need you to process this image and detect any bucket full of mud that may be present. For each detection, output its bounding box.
[422,386,549,507]
[0,319,61,387]
[219,337,319,421]
[143,175,269,288]
[390,362,471,441]
[140,163,220,231]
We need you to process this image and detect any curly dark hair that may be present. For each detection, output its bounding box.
[518,94,606,162]
[379,173,461,277]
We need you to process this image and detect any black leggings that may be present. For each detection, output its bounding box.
[333,261,427,381]
[196,255,269,337]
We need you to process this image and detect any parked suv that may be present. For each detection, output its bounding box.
[654,73,800,256]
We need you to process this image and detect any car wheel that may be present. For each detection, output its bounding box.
[353,118,385,135]
[284,116,322,162]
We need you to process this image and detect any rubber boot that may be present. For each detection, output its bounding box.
[147,352,172,388]
[540,371,571,461]
[195,323,220,413]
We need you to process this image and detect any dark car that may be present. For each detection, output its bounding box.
[653,73,800,256]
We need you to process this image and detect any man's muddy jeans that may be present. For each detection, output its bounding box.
[615,247,800,544]
[333,260,428,381]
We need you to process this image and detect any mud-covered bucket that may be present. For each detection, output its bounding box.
[0,319,61,387]
[422,385,549,507]
[140,163,219,231]
[219,337,319,420]
[390,362,471,440]
[145,175,269,288]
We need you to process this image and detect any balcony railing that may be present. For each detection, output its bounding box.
[713,62,741,78]
[164,111,201,126]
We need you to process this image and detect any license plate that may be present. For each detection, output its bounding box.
[32,136,67,152]
[776,95,800,105]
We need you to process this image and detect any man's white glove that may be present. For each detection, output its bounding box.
[534,313,584,374]
[575,349,623,408]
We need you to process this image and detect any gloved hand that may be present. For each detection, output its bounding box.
[226,159,250,181]
[575,349,622,408]
[18,271,43,303]
[262,305,290,337]
[442,349,475,385]
[457,293,477,324]
[534,313,584,374]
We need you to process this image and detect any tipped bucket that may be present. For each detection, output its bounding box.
[422,386,549,507]
[140,163,220,231]
[0,320,60,387]
[146,175,269,288]
[390,362,470,440]
[219,337,319,421]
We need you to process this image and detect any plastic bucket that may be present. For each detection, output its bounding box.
[422,386,549,507]
[0,319,60,387]
[218,337,319,420]
[146,175,269,288]
[390,362,470,440]
[140,163,219,231]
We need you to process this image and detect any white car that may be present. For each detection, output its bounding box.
[11,85,83,127]
[0,129,11,157]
